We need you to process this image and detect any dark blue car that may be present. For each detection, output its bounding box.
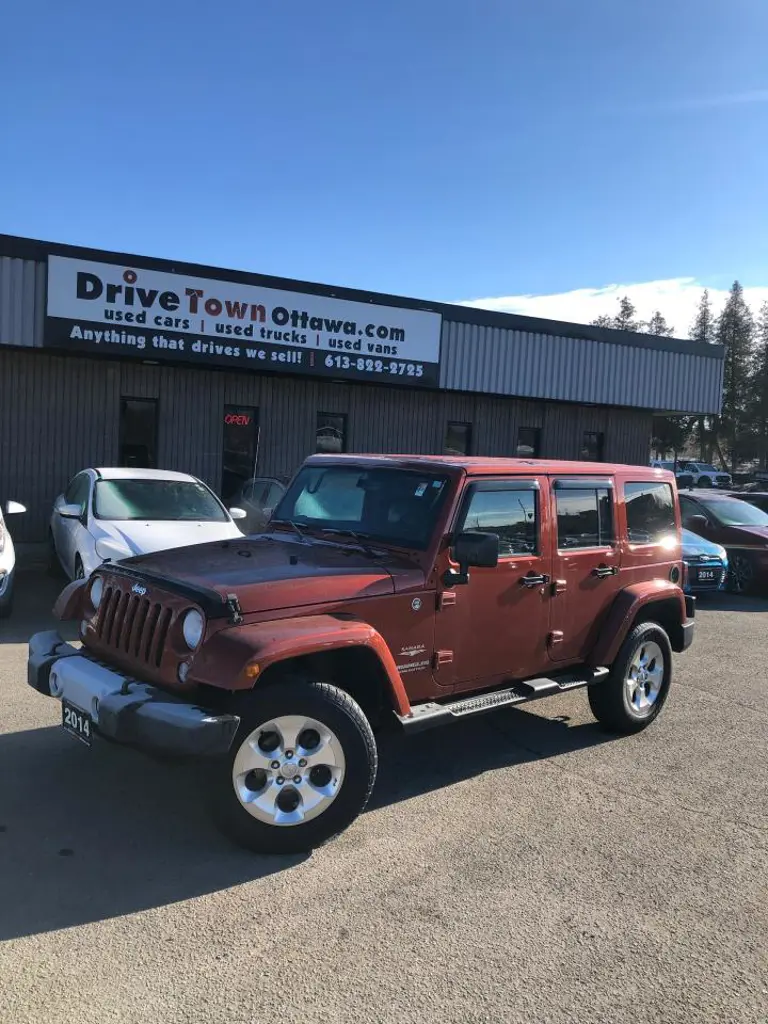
[681,528,728,594]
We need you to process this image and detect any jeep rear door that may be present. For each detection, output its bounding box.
[433,476,553,691]
[548,476,623,664]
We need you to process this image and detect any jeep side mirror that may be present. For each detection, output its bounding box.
[444,531,499,587]
[687,514,709,532]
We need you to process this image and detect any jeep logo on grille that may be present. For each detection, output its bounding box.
[131,583,147,597]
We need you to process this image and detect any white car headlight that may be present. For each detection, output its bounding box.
[90,576,104,609]
[182,609,205,650]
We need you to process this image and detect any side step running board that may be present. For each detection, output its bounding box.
[396,667,609,734]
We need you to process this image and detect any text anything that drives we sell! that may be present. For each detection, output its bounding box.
[45,256,443,387]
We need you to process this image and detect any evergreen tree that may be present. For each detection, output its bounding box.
[689,289,716,460]
[645,310,674,336]
[613,295,641,332]
[717,281,754,473]
[749,302,768,469]
[590,295,641,332]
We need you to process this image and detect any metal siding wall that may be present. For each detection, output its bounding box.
[439,320,723,414]
[2,349,655,543]
[0,257,44,347]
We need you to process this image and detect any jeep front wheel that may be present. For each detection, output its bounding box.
[588,623,672,734]
[213,680,378,855]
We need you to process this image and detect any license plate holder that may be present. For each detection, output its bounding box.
[62,699,93,747]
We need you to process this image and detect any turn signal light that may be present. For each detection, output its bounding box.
[245,663,261,680]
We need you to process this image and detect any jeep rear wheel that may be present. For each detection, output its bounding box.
[212,680,377,855]
[588,623,672,734]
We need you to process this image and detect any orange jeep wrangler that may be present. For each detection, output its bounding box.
[28,455,694,854]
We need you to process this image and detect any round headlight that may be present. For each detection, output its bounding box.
[90,576,104,609]
[182,609,205,650]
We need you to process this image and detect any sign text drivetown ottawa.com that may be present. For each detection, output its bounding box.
[45,255,443,387]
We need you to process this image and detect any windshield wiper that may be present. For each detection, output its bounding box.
[272,518,309,544]
[319,529,383,558]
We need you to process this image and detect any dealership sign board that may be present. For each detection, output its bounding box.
[45,255,443,387]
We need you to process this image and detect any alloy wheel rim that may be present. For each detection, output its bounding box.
[731,555,753,593]
[625,641,664,715]
[232,714,346,827]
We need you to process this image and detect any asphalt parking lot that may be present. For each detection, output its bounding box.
[1,572,767,1024]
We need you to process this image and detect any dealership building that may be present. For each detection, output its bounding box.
[0,233,724,547]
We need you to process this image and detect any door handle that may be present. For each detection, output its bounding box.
[520,572,550,588]
[591,565,619,578]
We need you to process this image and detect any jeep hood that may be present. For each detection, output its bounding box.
[115,534,422,613]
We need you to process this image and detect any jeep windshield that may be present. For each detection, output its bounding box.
[272,465,452,550]
[697,496,768,527]
[93,479,229,522]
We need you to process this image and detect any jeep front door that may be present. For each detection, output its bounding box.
[548,477,622,663]
[433,478,552,691]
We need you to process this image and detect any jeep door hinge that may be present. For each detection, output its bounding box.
[433,650,454,667]
[226,593,243,626]
[547,631,564,646]
[438,590,457,609]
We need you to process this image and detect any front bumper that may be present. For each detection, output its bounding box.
[28,631,240,757]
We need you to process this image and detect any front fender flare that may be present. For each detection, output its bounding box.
[588,581,688,667]
[192,614,412,716]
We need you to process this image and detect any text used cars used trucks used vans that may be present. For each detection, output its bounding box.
[28,456,694,854]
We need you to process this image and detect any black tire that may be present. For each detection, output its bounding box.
[212,679,378,855]
[74,556,85,581]
[727,552,756,595]
[588,622,672,734]
[0,569,14,619]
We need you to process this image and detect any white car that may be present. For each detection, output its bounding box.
[0,500,27,618]
[49,468,248,581]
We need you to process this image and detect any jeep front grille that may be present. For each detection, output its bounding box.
[97,584,173,667]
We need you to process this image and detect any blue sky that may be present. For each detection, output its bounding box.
[2,0,767,333]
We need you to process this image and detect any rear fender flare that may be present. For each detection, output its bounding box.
[192,614,411,717]
[588,581,687,667]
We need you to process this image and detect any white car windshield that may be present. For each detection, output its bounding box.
[93,480,229,522]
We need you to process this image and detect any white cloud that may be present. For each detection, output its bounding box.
[458,277,768,337]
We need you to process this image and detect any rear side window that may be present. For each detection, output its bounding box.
[555,487,614,549]
[624,481,676,543]
[459,488,538,556]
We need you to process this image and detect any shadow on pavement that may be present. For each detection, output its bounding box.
[0,703,615,940]
[692,592,767,613]
[0,570,79,644]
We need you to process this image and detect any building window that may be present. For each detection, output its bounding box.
[624,481,676,544]
[119,398,158,469]
[555,485,614,549]
[516,427,541,458]
[580,431,605,462]
[444,421,472,456]
[316,412,347,453]
[222,406,260,502]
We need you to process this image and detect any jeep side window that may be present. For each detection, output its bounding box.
[459,488,538,557]
[555,487,613,549]
[624,481,676,544]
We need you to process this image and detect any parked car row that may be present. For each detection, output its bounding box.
[651,460,732,490]
[3,460,768,623]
